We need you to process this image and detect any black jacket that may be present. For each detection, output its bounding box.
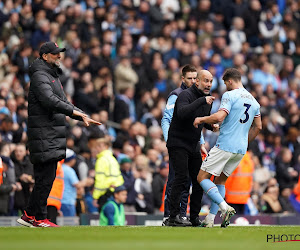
[11,153,34,210]
[152,174,166,208]
[275,157,298,191]
[167,84,212,152]
[113,95,130,123]
[27,58,81,164]
[0,172,13,215]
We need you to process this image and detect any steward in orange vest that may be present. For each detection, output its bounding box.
[225,151,254,214]
[294,175,300,202]
[47,160,64,224]
[290,174,300,213]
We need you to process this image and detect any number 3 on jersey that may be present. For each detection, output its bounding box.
[240,103,251,124]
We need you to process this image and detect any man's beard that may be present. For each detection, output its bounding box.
[50,60,60,68]
[54,59,60,67]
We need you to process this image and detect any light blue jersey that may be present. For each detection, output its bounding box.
[161,94,177,142]
[216,88,261,154]
[62,164,79,205]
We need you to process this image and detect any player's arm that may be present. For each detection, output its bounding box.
[161,95,177,142]
[248,116,262,143]
[200,134,205,145]
[199,134,208,155]
[193,110,228,128]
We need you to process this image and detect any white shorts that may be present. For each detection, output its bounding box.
[201,146,244,177]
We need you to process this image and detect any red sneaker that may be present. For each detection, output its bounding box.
[17,211,35,227]
[32,219,59,227]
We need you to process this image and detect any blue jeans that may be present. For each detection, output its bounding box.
[85,192,98,213]
[61,204,76,216]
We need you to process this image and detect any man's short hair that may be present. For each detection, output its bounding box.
[96,137,111,148]
[182,64,197,77]
[1,115,13,124]
[222,68,241,82]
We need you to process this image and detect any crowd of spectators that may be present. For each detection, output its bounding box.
[0,0,300,217]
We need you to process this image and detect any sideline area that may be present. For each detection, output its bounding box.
[1,213,300,227]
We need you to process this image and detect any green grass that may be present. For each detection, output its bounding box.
[1,226,300,250]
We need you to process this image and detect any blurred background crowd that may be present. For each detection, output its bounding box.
[0,0,300,218]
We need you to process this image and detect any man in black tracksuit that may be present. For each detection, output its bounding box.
[17,42,100,228]
[167,70,216,226]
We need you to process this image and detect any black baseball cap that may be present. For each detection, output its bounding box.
[39,42,66,56]
[114,185,127,193]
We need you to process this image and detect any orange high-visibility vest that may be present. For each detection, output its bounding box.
[47,161,64,210]
[293,175,300,202]
[159,182,167,212]
[225,151,254,204]
[0,158,3,185]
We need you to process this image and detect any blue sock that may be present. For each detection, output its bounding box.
[200,179,225,205]
[209,184,225,215]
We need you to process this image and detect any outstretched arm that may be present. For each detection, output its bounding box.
[72,110,101,127]
[193,110,227,128]
[177,92,215,120]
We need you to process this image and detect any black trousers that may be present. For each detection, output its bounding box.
[164,159,190,217]
[47,205,58,224]
[168,147,203,220]
[26,160,57,220]
[228,203,245,214]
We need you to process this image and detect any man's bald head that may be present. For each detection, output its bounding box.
[197,70,213,95]
[198,70,213,80]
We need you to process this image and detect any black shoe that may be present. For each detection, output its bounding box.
[168,215,192,227]
[190,217,202,227]
[162,217,169,226]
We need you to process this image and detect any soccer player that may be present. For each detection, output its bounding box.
[193,68,262,227]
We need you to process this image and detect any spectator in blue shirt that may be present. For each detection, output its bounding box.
[61,149,90,216]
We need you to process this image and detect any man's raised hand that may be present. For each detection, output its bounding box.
[82,116,102,127]
[73,110,102,126]
[205,96,215,105]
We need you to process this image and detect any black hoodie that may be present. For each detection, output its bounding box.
[167,84,213,153]
[27,58,80,164]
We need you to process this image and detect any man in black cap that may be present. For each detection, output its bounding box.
[17,41,101,228]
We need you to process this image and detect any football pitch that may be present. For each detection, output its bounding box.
[1,226,300,250]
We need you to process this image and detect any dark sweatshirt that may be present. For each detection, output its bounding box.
[167,84,212,152]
